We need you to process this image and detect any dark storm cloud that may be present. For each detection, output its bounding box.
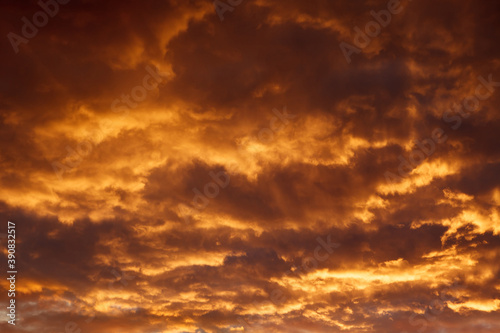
[0,0,499,332]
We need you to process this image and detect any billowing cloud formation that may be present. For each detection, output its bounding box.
[0,0,500,332]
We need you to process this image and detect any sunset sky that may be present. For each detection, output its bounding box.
[1,0,500,332]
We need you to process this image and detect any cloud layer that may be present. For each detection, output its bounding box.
[1,0,500,332]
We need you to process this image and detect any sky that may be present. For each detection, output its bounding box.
[1,0,500,332]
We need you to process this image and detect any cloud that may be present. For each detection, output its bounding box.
[0,0,499,332]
